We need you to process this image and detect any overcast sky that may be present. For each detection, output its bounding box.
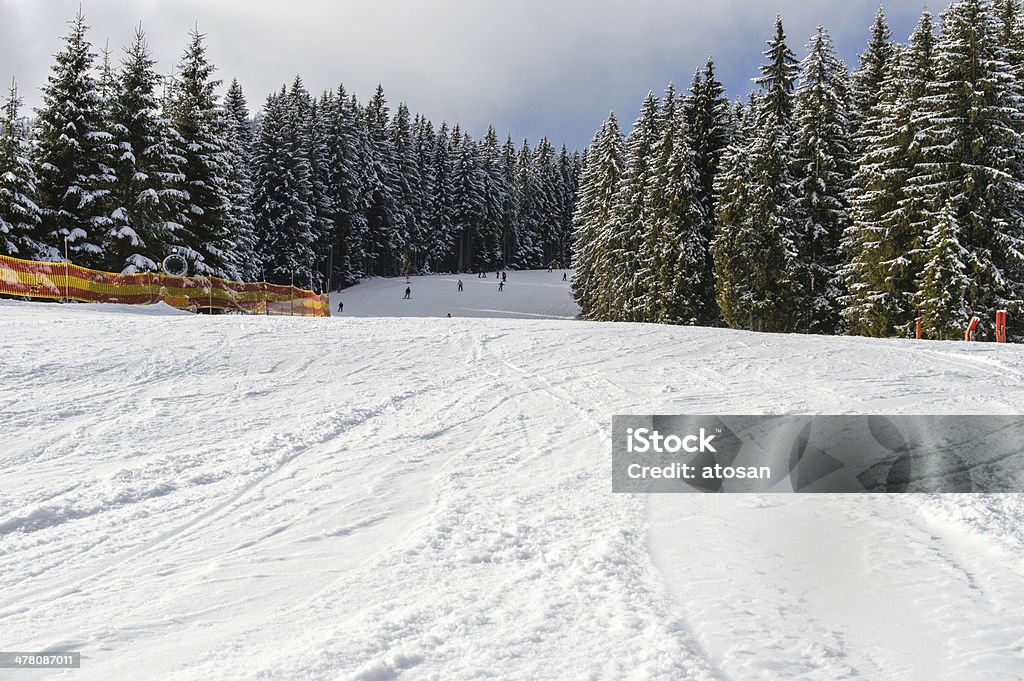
[1,1,937,149]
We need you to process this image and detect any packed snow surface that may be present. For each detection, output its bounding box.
[2,274,1024,681]
[331,269,578,319]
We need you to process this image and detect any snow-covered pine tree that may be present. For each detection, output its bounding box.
[685,57,731,324]
[607,91,660,321]
[556,144,580,268]
[843,12,936,338]
[686,57,731,216]
[756,15,800,124]
[912,0,1024,337]
[478,126,507,270]
[570,112,625,319]
[304,95,335,289]
[514,139,541,268]
[104,27,175,273]
[713,100,799,330]
[321,86,370,282]
[992,0,1024,75]
[451,128,484,272]
[499,135,520,267]
[792,25,853,334]
[0,81,42,258]
[32,10,111,265]
[713,18,800,333]
[918,203,972,339]
[850,7,895,145]
[409,114,437,271]
[529,137,561,267]
[428,122,456,271]
[252,87,315,283]
[389,102,418,271]
[222,78,259,280]
[165,28,234,278]
[362,85,400,275]
[641,84,710,324]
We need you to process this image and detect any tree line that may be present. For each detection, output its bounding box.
[571,0,1024,340]
[0,12,582,289]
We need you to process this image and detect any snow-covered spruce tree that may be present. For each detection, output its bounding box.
[850,6,896,146]
[409,115,437,271]
[428,122,456,271]
[640,84,710,324]
[713,101,799,333]
[165,28,234,278]
[792,25,853,335]
[304,95,335,289]
[322,86,370,283]
[389,102,419,271]
[918,203,972,339]
[252,87,315,283]
[222,78,259,280]
[32,11,111,265]
[685,57,731,324]
[499,135,520,266]
[993,0,1024,76]
[103,27,178,273]
[362,85,401,276]
[686,57,731,216]
[912,0,1024,337]
[606,91,660,322]
[713,18,800,333]
[570,112,625,319]
[0,81,42,258]
[756,15,800,124]
[451,128,484,272]
[514,139,541,268]
[843,12,936,338]
[529,137,561,267]
[478,126,507,270]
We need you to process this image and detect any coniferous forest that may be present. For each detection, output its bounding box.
[0,12,582,290]
[3,1,1024,341]
[573,0,1024,341]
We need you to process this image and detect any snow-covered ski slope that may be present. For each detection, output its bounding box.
[2,284,1024,681]
[331,269,578,319]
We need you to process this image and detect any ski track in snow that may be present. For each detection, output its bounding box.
[1,273,1024,680]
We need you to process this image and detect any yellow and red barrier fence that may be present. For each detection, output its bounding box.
[0,254,330,317]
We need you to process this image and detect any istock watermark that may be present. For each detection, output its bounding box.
[612,415,1024,493]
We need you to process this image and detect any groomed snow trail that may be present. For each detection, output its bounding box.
[2,296,1024,680]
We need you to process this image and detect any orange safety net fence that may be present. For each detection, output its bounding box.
[0,254,330,317]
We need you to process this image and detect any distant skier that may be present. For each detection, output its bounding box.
[447,312,452,318]
[498,281,505,292]
[562,272,567,281]
[496,271,500,279]
[337,300,344,312]
[403,286,411,299]
[501,271,506,282]
[457,279,463,292]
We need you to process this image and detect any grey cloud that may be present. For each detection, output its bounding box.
[1,1,936,148]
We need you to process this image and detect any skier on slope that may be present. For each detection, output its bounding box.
[404,286,411,299]
[337,300,344,312]
[501,271,506,282]
[457,279,463,292]
[498,281,505,292]
[562,272,567,281]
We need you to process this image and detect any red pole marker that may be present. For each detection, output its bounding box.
[995,310,1007,343]
[915,312,922,340]
[964,316,980,342]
